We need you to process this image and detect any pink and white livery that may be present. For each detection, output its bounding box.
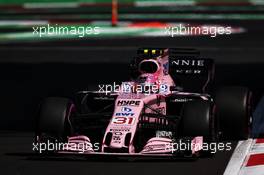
[35,48,252,158]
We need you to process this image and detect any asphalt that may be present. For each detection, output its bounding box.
[0,19,264,175]
[0,132,236,175]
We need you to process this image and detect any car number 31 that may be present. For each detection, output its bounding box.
[112,117,135,125]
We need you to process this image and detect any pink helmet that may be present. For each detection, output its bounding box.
[137,59,161,84]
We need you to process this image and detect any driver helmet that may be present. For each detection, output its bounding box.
[137,59,161,84]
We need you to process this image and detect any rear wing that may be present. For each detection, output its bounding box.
[168,48,215,93]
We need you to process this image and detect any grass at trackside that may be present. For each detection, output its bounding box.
[0,0,251,5]
[0,13,264,21]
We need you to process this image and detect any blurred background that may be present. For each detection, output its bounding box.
[0,1,264,175]
[0,0,264,131]
[0,0,264,43]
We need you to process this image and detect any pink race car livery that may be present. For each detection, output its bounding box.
[35,48,252,158]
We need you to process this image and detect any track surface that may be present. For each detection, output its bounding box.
[0,19,263,175]
[0,132,236,175]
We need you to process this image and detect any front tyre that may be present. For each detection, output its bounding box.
[181,100,217,142]
[36,97,74,142]
[215,86,252,140]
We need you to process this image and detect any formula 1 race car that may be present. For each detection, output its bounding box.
[35,48,252,157]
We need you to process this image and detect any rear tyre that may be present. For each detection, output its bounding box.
[215,86,252,140]
[36,97,74,142]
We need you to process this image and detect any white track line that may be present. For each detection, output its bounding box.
[135,1,195,7]
[250,0,264,5]
[23,2,80,9]
[224,139,254,175]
